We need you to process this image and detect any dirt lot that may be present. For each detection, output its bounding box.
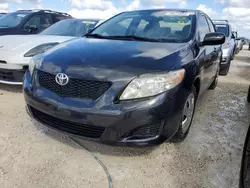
[0,47,250,188]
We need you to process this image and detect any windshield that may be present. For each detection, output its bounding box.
[40,19,99,37]
[0,12,29,27]
[90,10,195,42]
[215,24,229,37]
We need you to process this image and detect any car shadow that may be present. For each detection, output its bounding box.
[32,121,156,157]
[0,83,23,93]
[234,55,250,63]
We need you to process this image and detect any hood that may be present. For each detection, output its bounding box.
[0,35,76,52]
[39,38,190,81]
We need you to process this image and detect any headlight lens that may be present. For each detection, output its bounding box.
[120,69,185,100]
[222,42,230,49]
[24,43,59,57]
[29,56,43,75]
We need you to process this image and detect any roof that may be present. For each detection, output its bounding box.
[121,9,205,17]
[80,18,102,21]
[127,8,199,12]
[16,9,71,17]
[63,18,102,22]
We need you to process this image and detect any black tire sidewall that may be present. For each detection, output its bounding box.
[171,86,197,142]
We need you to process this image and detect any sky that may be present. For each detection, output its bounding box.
[1,0,250,38]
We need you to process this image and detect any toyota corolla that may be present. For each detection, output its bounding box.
[24,9,225,146]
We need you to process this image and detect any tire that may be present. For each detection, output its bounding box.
[209,69,219,90]
[171,86,197,143]
[239,126,250,188]
[231,49,236,60]
[247,86,250,103]
[219,66,230,76]
[231,54,234,60]
[219,57,231,76]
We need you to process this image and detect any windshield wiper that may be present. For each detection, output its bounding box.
[107,35,163,42]
[85,34,164,42]
[85,33,110,39]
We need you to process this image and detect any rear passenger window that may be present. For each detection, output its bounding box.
[199,15,210,41]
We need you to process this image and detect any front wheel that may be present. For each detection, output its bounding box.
[231,48,236,60]
[171,86,197,142]
[209,68,219,90]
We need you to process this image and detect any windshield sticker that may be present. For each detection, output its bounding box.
[82,21,96,24]
[17,14,26,17]
[216,25,227,27]
[165,11,195,16]
[178,20,185,24]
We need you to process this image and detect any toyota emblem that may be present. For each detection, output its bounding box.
[55,73,69,86]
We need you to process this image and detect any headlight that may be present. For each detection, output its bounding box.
[29,56,43,75]
[120,69,185,100]
[222,42,230,49]
[24,43,59,57]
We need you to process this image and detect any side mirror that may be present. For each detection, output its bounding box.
[202,33,225,46]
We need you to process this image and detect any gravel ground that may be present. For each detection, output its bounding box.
[0,47,249,188]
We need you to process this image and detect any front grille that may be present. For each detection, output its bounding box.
[0,69,13,81]
[29,106,105,139]
[0,68,25,82]
[37,70,112,100]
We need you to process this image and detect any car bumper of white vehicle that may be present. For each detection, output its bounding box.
[0,61,29,85]
[0,68,27,85]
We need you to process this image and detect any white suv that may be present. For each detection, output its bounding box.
[213,20,236,75]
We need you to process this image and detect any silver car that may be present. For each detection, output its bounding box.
[213,20,236,75]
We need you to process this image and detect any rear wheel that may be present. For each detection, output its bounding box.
[171,86,197,142]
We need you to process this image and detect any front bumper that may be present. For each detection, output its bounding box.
[0,50,31,85]
[0,68,27,85]
[221,48,231,62]
[23,71,188,146]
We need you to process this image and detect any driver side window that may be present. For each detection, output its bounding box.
[24,14,52,32]
[198,15,210,41]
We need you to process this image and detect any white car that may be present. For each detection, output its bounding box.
[0,18,102,85]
